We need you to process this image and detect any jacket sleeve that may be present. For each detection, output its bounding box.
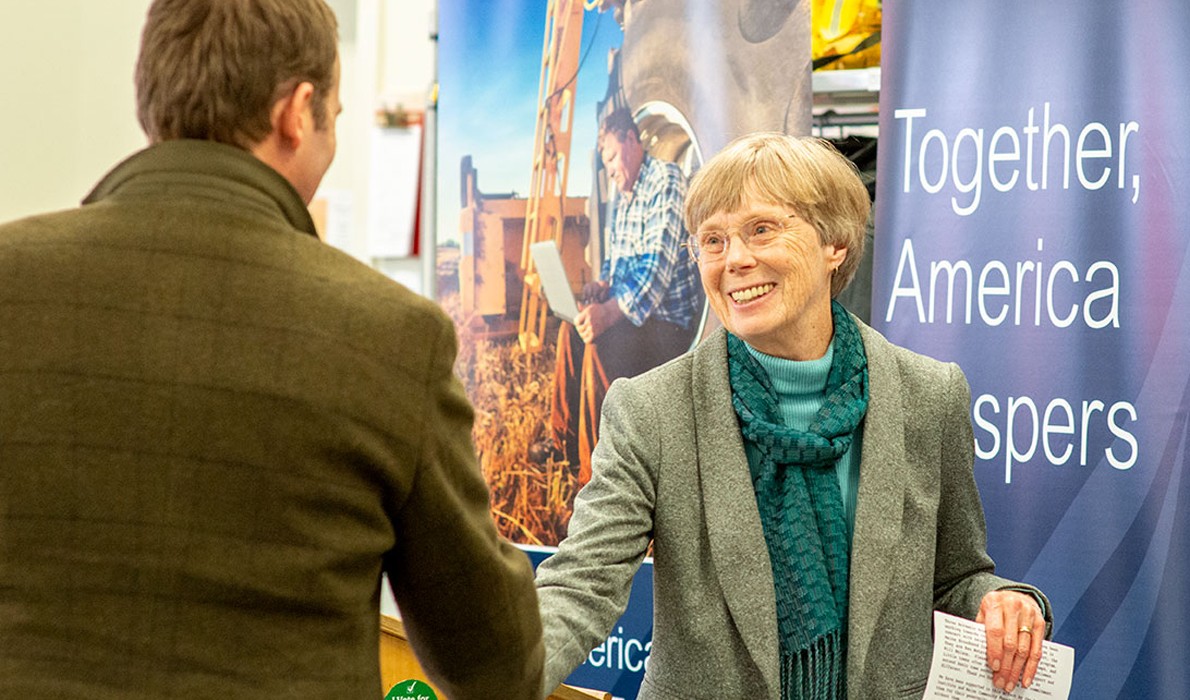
[533,377,658,697]
[383,314,544,699]
[932,362,1053,636]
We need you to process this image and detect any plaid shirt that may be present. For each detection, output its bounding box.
[603,155,703,330]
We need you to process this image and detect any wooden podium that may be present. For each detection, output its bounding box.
[380,615,610,700]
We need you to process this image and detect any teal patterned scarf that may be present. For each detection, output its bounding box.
[727,301,869,700]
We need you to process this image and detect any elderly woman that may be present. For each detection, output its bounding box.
[535,133,1052,700]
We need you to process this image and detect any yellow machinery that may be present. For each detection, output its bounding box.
[457,158,588,340]
[517,0,587,353]
[812,0,882,70]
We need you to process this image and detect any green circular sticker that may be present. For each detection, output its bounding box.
[385,679,438,700]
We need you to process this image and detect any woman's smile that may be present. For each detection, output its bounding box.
[729,282,776,304]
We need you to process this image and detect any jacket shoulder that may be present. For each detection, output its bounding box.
[608,345,698,403]
[857,319,968,401]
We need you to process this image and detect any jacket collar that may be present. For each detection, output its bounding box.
[693,327,780,695]
[845,321,907,686]
[84,139,319,238]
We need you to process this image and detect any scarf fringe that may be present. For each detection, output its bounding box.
[781,630,845,700]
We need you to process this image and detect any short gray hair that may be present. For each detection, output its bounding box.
[685,133,871,297]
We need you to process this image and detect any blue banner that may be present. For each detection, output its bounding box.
[873,2,1190,697]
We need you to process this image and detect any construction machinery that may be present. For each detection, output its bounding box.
[456,0,592,351]
[517,0,590,353]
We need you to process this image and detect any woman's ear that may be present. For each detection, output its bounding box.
[826,245,848,271]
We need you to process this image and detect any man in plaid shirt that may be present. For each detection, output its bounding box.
[550,107,704,484]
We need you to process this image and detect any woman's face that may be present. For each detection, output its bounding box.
[696,194,846,360]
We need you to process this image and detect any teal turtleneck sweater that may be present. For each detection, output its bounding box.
[743,339,864,540]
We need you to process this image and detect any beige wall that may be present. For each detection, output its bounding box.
[0,1,153,224]
[0,0,437,268]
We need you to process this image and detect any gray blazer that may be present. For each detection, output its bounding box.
[536,321,1050,700]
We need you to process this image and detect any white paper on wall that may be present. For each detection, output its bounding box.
[312,187,358,257]
[366,124,422,259]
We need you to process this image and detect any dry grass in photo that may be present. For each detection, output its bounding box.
[441,290,580,547]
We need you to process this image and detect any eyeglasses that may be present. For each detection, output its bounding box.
[686,214,799,262]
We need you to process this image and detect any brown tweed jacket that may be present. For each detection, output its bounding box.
[0,140,542,699]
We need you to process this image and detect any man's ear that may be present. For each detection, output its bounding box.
[270,81,317,150]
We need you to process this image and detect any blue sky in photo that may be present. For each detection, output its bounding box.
[437,0,623,243]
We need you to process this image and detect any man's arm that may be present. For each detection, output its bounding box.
[384,314,543,700]
[574,297,624,343]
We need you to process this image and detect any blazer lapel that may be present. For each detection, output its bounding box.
[691,330,780,693]
[847,322,908,677]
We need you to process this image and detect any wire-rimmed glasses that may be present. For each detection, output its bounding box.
[686,213,799,262]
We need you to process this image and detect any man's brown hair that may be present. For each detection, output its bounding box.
[135,0,338,148]
[599,106,641,146]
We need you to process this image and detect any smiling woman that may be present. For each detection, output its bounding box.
[535,132,1054,699]
[694,201,843,360]
[684,134,867,360]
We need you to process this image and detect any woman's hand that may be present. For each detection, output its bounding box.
[976,590,1046,693]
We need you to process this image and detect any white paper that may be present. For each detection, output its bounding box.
[529,240,579,323]
[366,125,422,258]
[923,611,1074,700]
[314,187,357,256]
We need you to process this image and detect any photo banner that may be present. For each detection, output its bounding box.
[437,1,811,696]
[873,2,1190,698]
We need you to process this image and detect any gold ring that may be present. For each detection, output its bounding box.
[1019,625,1033,635]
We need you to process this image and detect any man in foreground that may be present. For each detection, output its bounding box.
[0,1,542,698]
